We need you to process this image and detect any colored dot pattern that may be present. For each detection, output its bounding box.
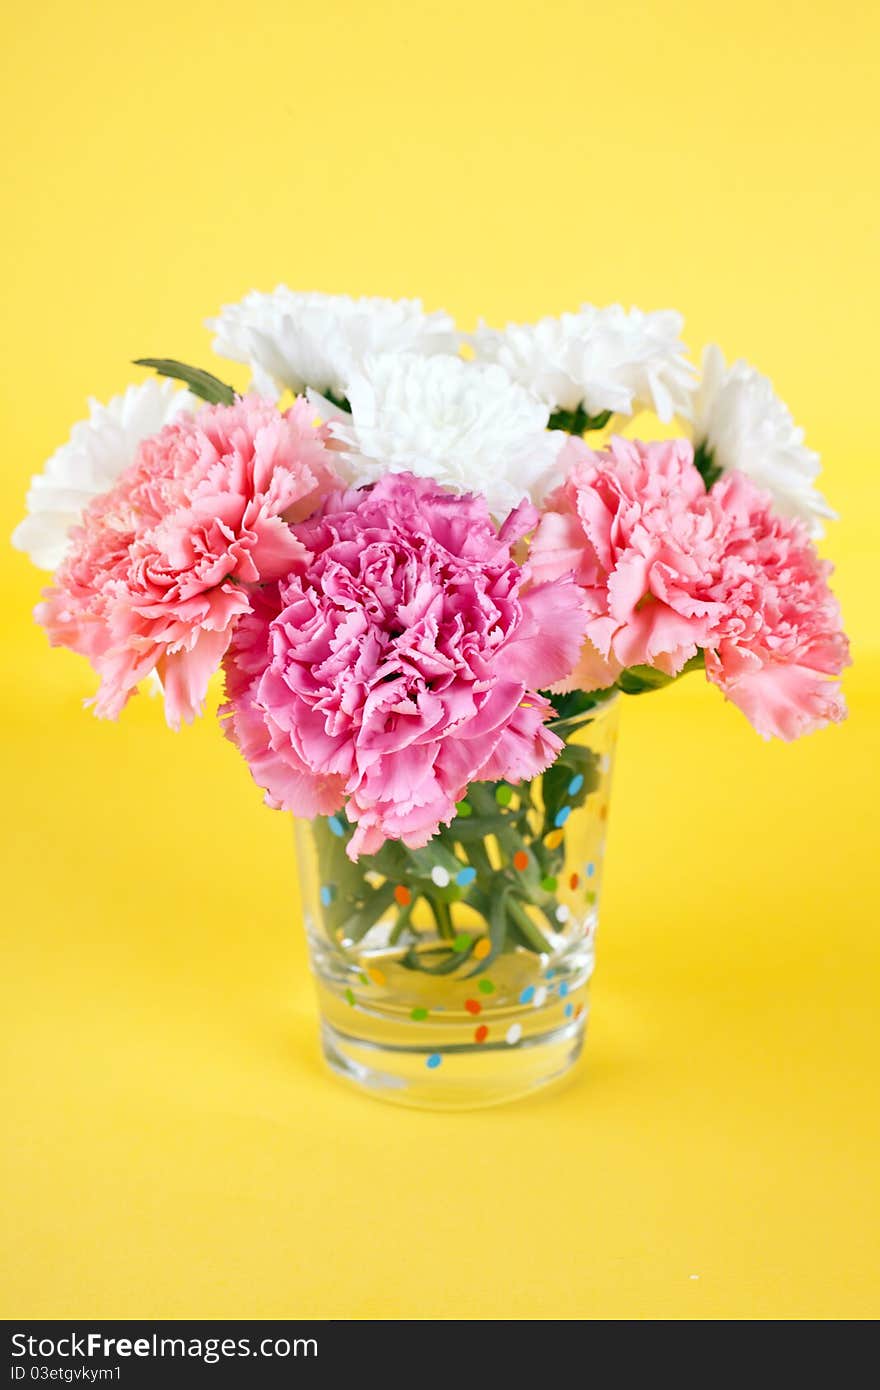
[332,749,610,1080]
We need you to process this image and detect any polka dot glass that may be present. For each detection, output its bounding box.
[294,695,619,1108]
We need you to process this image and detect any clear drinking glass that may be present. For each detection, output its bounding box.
[294,694,619,1108]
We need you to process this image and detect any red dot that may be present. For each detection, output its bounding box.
[464,998,481,1016]
[513,850,529,871]
[394,885,411,907]
[570,872,580,889]
[474,1024,488,1043]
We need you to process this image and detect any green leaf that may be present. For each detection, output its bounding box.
[134,358,236,406]
[541,742,601,826]
[693,438,723,490]
[545,687,617,736]
[616,664,678,695]
[322,387,351,414]
[548,404,613,435]
[616,655,704,696]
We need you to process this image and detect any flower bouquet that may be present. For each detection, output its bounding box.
[14,291,849,1107]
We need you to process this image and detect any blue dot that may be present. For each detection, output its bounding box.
[519,986,535,1004]
[456,866,477,887]
[319,884,335,907]
[554,806,571,828]
[567,774,584,795]
[586,861,595,878]
[328,815,345,838]
[558,981,569,998]
[564,1002,574,1018]
[545,968,556,980]
[426,1053,442,1069]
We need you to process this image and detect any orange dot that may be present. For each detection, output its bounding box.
[473,938,492,960]
[394,884,411,907]
[464,998,481,1016]
[570,872,580,890]
[599,805,608,821]
[474,1024,489,1043]
[513,850,529,872]
[544,829,564,849]
[367,967,386,987]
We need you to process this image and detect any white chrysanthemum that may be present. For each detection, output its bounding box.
[208,288,458,402]
[471,304,695,422]
[693,345,835,536]
[12,379,195,571]
[328,353,564,517]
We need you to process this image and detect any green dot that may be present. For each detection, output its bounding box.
[358,972,369,986]
[452,932,472,952]
[477,978,495,994]
[541,875,558,892]
[457,800,473,818]
[344,988,355,1006]
[495,784,513,806]
[410,1006,429,1021]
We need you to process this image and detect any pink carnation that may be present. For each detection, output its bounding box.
[705,473,850,740]
[222,472,587,858]
[531,436,725,687]
[37,396,339,727]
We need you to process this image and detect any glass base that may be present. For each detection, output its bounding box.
[317,998,589,1110]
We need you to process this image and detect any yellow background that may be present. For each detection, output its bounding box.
[2,0,878,1320]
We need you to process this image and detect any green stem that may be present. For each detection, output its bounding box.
[389,898,416,945]
[430,896,456,941]
[507,895,555,954]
